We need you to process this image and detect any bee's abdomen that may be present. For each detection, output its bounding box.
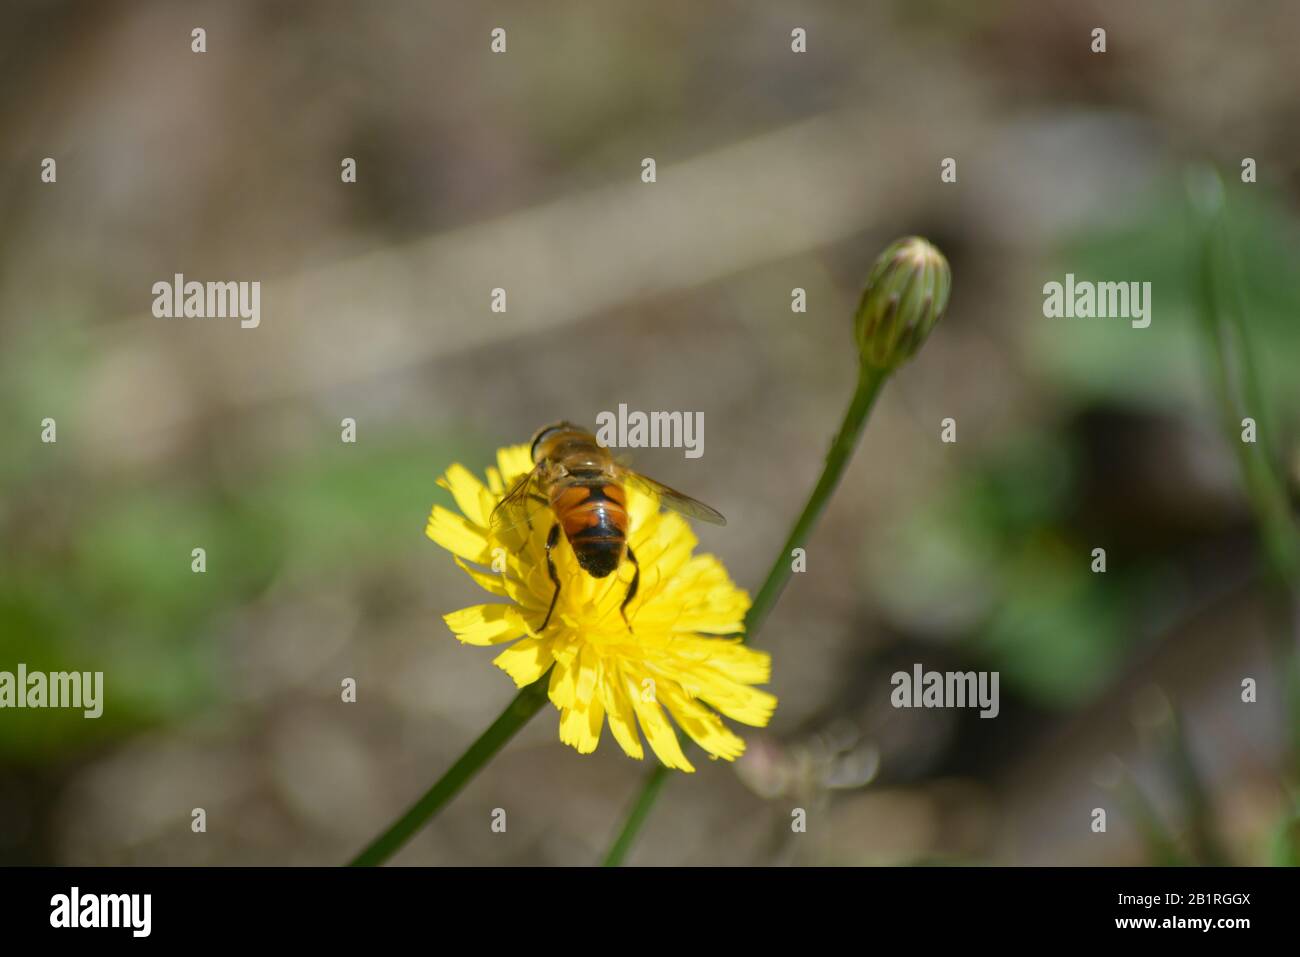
[552,482,628,578]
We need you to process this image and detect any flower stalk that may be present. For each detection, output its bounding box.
[1187,167,1300,589]
[349,672,551,866]
[1186,166,1300,782]
[601,237,950,865]
[600,367,887,865]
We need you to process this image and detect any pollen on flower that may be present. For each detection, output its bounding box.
[425,444,777,772]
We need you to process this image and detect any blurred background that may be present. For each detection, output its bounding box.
[2,0,1299,865]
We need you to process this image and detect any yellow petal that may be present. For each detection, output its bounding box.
[633,513,696,580]
[658,682,746,761]
[630,677,694,772]
[496,444,533,485]
[574,643,600,706]
[426,506,491,563]
[443,603,527,646]
[631,555,750,635]
[601,670,644,760]
[625,483,660,534]
[558,693,604,754]
[708,641,771,683]
[670,637,771,684]
[437,463,497,528]
[492,637,554,686]
[548,653,577,709]
[453,556,509,597]
[695,681,778,728]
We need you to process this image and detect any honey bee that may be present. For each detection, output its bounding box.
[490,421,725,630]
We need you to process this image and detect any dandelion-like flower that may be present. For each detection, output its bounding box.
[426,444,776,772]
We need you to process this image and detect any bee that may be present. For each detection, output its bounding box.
[490,421,726,630]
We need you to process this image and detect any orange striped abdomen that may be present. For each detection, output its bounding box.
[551,482,628,578]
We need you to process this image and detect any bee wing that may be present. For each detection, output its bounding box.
[622,470,726,526]
[489,468,550,536]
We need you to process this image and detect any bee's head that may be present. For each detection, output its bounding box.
[530,421,582,463]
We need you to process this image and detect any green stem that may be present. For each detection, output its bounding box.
[1166,708,1229,866]
[1116,774,1186,867]
[348,670,552,866]
[601,764,671,866]
[1189,169,1300,588]
[745,364,889,637]
[1187,165,1300,779]
[600,363,891,865]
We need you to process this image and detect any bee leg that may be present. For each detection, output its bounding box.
[539,523,562,631]
[620,545,641,632]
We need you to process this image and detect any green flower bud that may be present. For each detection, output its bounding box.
[854,237,951,370]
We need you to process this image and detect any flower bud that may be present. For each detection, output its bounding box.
[854,237,951,370]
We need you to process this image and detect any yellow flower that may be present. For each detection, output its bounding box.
[425,444,776,772]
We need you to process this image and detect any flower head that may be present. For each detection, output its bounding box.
[854,236,951,370]
[426,444,776,772]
